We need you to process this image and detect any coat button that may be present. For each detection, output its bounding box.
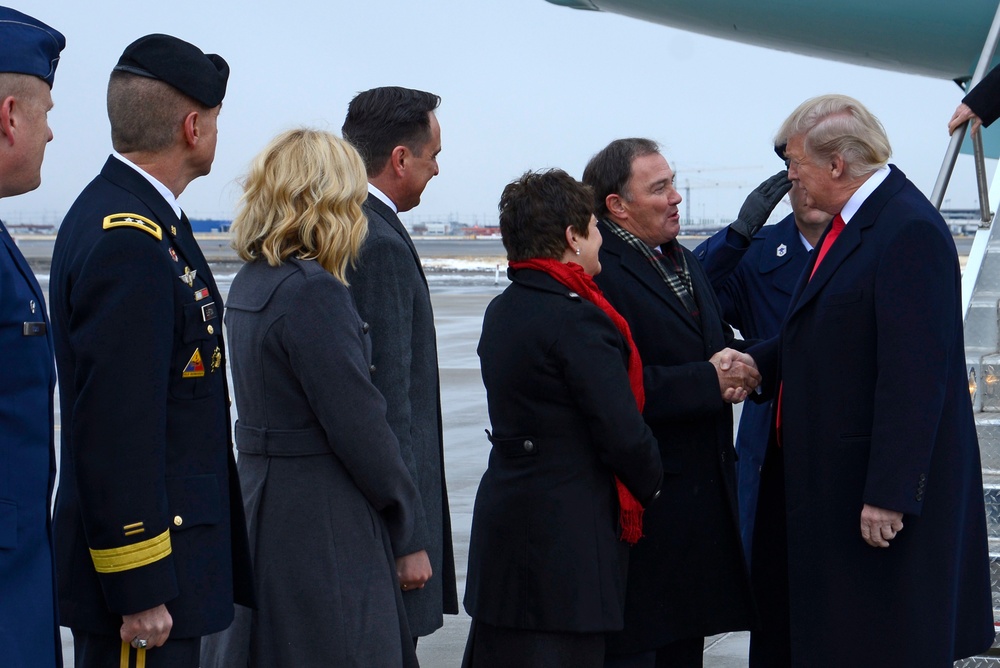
[207,325,215,335]
[523,439,535,453]
[173,516,183,527]
[362,322,370,334]
[915,493,924,502]
[918,473,927,481]
[369,364,377,374]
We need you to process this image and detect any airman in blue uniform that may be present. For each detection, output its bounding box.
[694,172,830,561]
[0,8,65,667]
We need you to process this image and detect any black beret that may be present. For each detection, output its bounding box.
[114,33,228,107]
[0,6,65,87]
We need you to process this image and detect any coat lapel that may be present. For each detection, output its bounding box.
[787,166,904,320]
[365,194,428,285]
[600,224,701,333]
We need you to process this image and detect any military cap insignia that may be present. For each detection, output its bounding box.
[102,213,162,240]
[183,348,205,378]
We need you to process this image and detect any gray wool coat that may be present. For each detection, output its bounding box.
[200,257,421,668]
[346,194,459,636]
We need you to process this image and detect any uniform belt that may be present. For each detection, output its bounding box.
[235,423,330,457]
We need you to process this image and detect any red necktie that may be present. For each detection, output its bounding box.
[808,214,845,280]
[777,213,845,445]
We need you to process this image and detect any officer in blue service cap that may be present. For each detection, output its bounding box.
[0,6,66,668]
[49,33,253,668]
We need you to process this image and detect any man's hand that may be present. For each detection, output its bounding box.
[860,504,904,548]
[396,549,432,591]
[948,102,982,136]
[710,348,760,403]
[120,604,172,649]
[730,171,792,242]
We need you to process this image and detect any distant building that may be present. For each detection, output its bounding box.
[188,218,231,233]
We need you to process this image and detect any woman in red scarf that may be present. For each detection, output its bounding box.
[462,169,663,668]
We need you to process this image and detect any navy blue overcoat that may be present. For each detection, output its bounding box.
[749,166,994,666]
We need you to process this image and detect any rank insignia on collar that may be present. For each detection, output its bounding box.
[211,346,222,373]
[183,348,205,378]
[194,288,210,301]
[776,243,787,257]
[179,266,197,286]
[169,247,179,262]
[171,225,177,236]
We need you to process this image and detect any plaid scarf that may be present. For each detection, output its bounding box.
[602,218,699,316]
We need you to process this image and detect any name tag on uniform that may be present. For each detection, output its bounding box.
[201,302,217,321]
[23,322,46,336]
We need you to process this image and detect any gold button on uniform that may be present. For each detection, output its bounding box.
[173,516,183,527]
[207,325,215,335]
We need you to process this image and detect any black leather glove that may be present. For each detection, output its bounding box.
[730,170,792,242]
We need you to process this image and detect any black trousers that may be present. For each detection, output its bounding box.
[72,630,200,668]
[603,636,704,668]
[462,618,605,668]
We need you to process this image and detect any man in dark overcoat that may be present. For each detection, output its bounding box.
[0,8,65,667]
[342,86,458,641]
[694,181,830,560]
[49,34,253,668]
[583,138,762,667]
[948,62,1000,136]
[750,94,994,667]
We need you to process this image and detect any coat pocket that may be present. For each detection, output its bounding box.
[166,474,222,530]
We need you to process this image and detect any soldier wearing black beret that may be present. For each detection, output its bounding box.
[0,8,66,667]
[50,34,253,668]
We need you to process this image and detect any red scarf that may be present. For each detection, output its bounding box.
[509,258,647,545]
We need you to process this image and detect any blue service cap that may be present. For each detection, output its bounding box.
[113,33,229,108]
[0,6,65,87]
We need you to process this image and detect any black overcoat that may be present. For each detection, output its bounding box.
[346,194,458,636]
[465,268,662,633]
[748,166,994,667]
[594,227,754,653]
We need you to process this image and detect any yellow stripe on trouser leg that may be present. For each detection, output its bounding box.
[120,642,130,668]
[137,647,146,668]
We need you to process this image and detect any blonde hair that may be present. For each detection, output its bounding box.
[231,128,369,283]
[775,94,891,179]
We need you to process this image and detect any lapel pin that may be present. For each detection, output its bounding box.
[776,243,787,257]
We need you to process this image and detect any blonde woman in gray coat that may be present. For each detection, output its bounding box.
[201,129,424,667]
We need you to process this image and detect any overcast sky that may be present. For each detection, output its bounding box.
[2,0,990,228]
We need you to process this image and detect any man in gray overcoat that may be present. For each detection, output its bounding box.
[342,86,458,642]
